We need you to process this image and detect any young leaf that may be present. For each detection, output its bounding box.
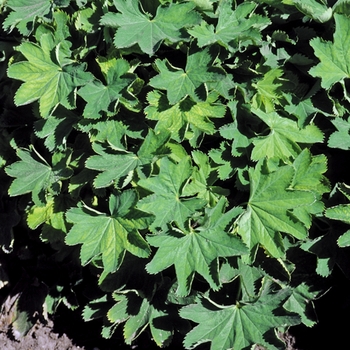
[146,198,247,296]
[149,46,224,104]
[180,290,300,350]
[100,0,200,55]
[237,160,316,260]
[145,91,226,138]
[7,37,93,117]
[65,190,153,281]
[137,157,206,231]
[309,14,350,89]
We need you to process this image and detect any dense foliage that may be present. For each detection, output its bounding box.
[1,0,350,349]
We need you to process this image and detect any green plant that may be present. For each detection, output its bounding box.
[1,0,350,349]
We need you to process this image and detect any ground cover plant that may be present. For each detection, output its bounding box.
[1,0,350,349]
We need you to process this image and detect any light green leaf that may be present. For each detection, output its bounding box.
[149,46,224,104]
[146,198,247,296]
[251,108,324,161]
[100,0,200,55]
[145,91,226,138]
[7,38,92,117]
[180,290,300,350]
[309,14,350,89]
[65,190,152,280]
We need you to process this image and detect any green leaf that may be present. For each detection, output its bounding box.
[145,91,226,138]
[180,290,300,350]
[85,130,169,188]
[325,204,350,224]
[34,107,79,151]
[251,68,283,113]
[85,144,139,189]
[78,58,136,118]
[251,108,324,161]
[107,289,175,347]
[5,149,52,198]
[309,14,350,89]
[182,150,230,206]
[149,46,224,104]
[146,198,247,296]
[237,160,316,260]
[283,283,320,327]
[138,157,206,231]
[65,190,152,281]
[338,230,350,247]
[328,117,350,150]
[3,0,52,35]
[100,0,200,55]
[188,1,270,52]
[7,37,92,117]
[292,0,332,23]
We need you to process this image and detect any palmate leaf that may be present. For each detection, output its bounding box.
[85,129,170,188]
[5,149,53,198]
[3,0,52,35]
[146,198,247,296]
[251,68,283,113]
[180,289,300,350]
[5,148,72,204]
[149,45,224,104]
[145,90,226,138]
[328,117,350,150]
[65,190,153,282]
[107,289,176,347]
[78,57,136,118]
[292,0,332,23]
[251,108,324,161]
[188,1,270,52]
[137,157,206,231]
[237,159,316,260]
[100,0,200,55]
[309,14,350,89]
[7,36,92,118]
[182,150,230,206]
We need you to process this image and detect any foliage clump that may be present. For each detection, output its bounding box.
[1,0,350,348]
